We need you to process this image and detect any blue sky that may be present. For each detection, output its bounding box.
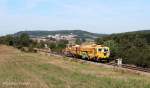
[0,0,150,35]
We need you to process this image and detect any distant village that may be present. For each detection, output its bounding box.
[31,33,77,43]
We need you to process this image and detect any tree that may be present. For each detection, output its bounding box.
[4,35,14,46]
[103,40,120,58]
[95,38,104,45]
[19,33,30,47]
[48,42,56,51]
[56,40,69,52]
[81,38,86,43]
[36,41,45,48]
[75,38,82,45]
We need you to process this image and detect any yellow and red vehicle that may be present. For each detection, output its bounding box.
[64,44,110,61]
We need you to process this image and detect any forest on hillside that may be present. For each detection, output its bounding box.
[95,31,150,67]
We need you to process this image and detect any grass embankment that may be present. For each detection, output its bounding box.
[0,45,150,88]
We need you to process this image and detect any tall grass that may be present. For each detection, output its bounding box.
[0,45,150,88]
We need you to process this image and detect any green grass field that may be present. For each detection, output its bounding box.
[0,45,150,88]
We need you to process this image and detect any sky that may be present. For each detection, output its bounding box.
[0,0,150,35]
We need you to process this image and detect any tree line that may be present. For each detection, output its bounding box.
[95,32,150,68]
[0,33,69,52]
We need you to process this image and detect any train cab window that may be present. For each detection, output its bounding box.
[104,48,108,52]
[98,48,102,52]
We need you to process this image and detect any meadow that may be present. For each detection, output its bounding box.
[0,45,150,88]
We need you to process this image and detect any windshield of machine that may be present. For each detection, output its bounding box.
[104,48,108,52]
[98,48,102,52]
[98,47,109,52]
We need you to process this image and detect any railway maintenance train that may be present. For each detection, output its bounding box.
[64,44,110,62]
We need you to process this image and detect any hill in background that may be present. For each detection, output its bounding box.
[131,30,150,33]
[15,30,106,39]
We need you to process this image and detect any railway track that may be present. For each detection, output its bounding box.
[35,49,150,73]
[106,63,150,73]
